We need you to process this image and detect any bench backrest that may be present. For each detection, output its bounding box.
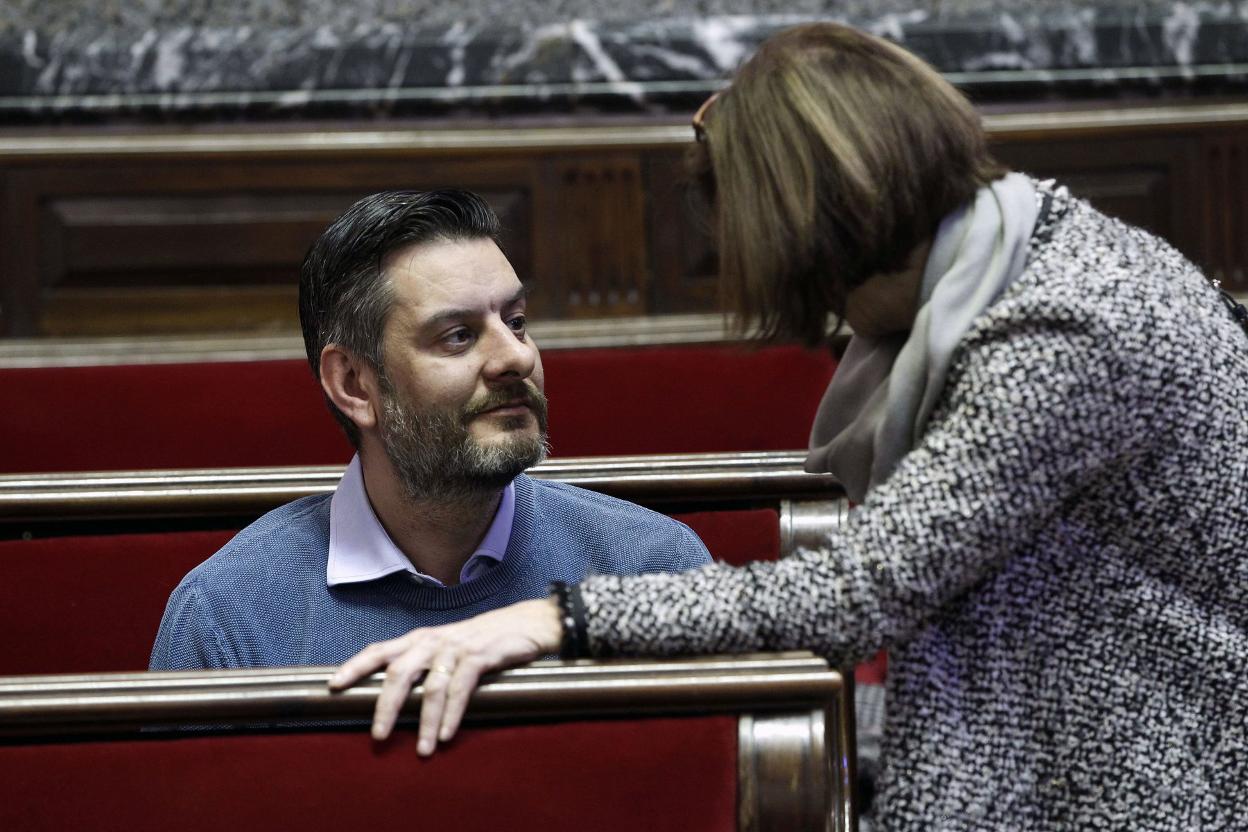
[0,452,841,675]
[0,512,780,675]
[2,718,741,832]
[0,344,835,473]
[0,655,854,832]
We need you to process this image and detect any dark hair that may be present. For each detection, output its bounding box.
[693,23,1007,345]
[298,189,501,445]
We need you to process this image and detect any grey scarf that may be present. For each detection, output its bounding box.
[805,173,1039,502]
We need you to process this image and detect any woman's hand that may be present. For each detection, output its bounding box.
[328,596,564,755]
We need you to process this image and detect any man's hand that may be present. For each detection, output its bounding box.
[328,597,564,755]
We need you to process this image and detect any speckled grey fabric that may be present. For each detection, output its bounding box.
[580,180,1248,830]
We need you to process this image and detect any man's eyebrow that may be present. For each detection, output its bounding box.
[419,287,530,331]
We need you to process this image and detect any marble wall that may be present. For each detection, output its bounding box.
[1,1,1246,119]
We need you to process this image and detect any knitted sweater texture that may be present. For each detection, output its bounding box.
[580,182,1248,830]
[150,474,709,669]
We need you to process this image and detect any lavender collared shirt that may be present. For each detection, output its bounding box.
[326,455,515,589]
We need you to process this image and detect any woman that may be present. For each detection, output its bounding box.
[332,23,1248,830]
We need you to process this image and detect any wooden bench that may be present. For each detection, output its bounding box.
[0,652,856,831]
[0,451,849,676]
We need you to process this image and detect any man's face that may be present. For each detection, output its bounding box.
[374,237,548,500]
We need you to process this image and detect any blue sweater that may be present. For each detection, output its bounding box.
[150,474,710,669]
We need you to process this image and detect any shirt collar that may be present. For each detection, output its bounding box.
[326,455,515,588]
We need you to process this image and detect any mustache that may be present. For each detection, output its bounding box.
[462,382,547,420]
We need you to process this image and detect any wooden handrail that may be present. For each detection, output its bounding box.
[0,652,857,831]
[0,652,840,734]
[0,450,844,523]
[0,314,755,366]
[0,100,1245,161]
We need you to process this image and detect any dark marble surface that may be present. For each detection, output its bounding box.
[1,2,1246,121]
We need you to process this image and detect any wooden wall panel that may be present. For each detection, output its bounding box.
[991,134,1200,259]
[541,154,649,319]
[46,195,340,276]
[1201,132,1248,290]
[644,149,717,314]
[3,158,537,336]
[997,128,1248,293]
[1,108,1245,337]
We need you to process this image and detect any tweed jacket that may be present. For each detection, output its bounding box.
[580,181,1248,830]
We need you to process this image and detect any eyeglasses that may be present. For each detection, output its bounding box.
[692,91,721,143]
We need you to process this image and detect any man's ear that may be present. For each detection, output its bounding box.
[319,344,381,433]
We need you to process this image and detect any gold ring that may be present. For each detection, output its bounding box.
[430,665,453,675]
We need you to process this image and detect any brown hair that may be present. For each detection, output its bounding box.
[692,23,1007,345]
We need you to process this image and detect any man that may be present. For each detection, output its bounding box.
[150,189,710,670]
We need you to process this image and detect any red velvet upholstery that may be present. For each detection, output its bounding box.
[0,513,777,675]
[543,344,835,456]
[0,531,233,674]
[2,361,349,473]
[674,509,781,566]
[0,510,886,683]
[0,717,739,832]
[0,344,835,473]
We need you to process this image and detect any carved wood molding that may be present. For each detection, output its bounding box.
[0,100,1245,159]
[0,313,756,367]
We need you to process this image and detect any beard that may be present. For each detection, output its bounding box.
[378,375,549,502]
